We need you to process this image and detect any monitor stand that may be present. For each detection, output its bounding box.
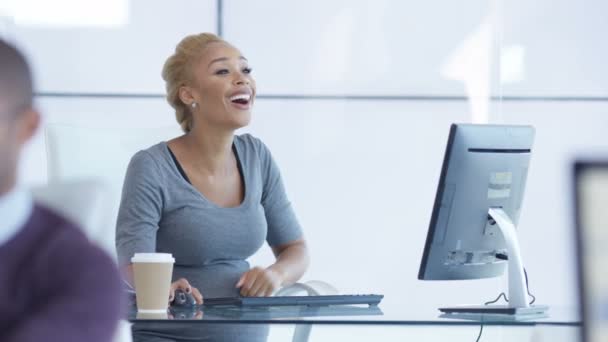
[439,208,549,317]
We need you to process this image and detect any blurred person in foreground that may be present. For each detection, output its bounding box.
[0,38,123,342]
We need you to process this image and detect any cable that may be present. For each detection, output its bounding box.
[477,253,540,341]
[524,268,536,304]
[484,292,509,305]
[486,253,536,305]
[476,252,536,341]
[475,324,484,342]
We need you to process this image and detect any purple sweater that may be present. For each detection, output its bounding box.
[0,204,123,342]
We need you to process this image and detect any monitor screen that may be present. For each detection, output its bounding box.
[418,124,535,281]
[574,162,608,342]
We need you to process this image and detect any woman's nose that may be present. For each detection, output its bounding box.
[234,77,250,86]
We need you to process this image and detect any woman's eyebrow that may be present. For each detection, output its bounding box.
[208,56,248,69]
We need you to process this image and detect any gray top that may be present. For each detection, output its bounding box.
[116,134,302,298]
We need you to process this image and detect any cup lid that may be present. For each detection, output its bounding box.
[131,253,175,263]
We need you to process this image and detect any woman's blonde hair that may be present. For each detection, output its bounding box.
[161,33,225,133]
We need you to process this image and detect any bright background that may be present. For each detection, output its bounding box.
[1,0,607,316]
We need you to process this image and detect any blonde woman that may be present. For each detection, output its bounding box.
[116,33,309,304]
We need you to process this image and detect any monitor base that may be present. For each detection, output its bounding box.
[440,304,549,316]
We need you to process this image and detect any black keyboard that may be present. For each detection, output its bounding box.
[203,294,383,308]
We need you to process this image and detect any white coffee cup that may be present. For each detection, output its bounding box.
[131,253,175,313]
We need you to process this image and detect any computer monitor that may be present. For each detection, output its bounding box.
[418,123,547,315]
[574,161,608,342]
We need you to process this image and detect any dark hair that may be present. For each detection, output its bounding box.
[0,38,33,117]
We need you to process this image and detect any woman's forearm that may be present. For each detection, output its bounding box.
[268,242,310,286]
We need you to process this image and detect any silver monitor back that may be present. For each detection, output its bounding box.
[418,124,535,281]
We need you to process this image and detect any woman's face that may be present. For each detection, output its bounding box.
[186,42,256,131]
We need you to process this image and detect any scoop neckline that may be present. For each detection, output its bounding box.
[161,139,249,210]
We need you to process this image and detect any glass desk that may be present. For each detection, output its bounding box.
[127,297,582,342]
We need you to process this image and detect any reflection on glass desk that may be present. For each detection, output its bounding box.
[128,298,579,325]
[130,319,582,342]
[128,300,582,342]
[169,304,384,321]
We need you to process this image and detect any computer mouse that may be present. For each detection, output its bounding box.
[171,289,197,308]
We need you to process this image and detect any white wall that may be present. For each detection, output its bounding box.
[4,0,608,315]
[5,0,217,93]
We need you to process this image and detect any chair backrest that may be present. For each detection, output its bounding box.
[44,124,180,259]
[31,179,112,252]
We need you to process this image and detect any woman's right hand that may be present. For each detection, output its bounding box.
[169,278,204,304]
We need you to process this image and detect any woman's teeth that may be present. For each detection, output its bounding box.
[230,94,251,104]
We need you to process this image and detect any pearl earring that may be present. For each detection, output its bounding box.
[191,102,197,108]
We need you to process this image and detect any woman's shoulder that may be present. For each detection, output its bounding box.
[128,141,169,171]
[234,133,270,156]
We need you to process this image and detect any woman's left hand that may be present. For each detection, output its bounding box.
[236,266,284,297]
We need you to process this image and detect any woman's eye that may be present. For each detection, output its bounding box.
[243,67,252,74]
[215,69,229,75]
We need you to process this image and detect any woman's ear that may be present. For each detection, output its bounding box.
[17,108,40,145]
[178,86,196,107]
